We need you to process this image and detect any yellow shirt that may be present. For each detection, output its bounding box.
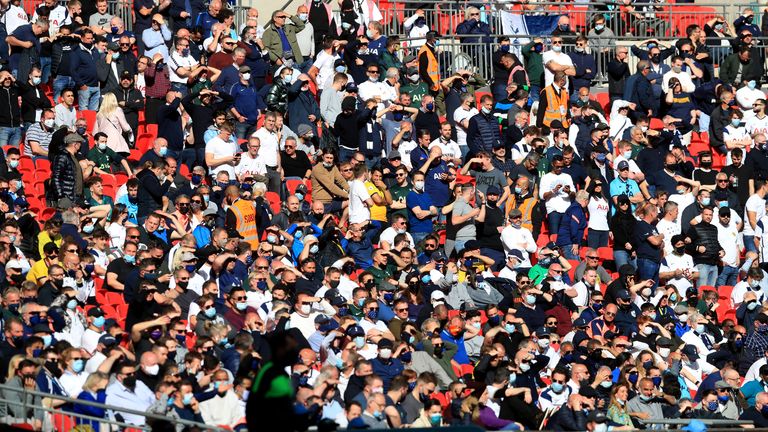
[365,181,387,222]
[38,231,62,261]
[27,259,50,285]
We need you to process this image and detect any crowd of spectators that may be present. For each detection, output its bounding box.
[2,0,768,431]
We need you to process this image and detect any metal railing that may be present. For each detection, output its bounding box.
[0,382,228,432]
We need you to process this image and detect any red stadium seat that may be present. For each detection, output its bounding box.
[142,123,158,136]
[265,191,281,214]
[285,179,307,196]
[718,285,734,301]
[80,110,97,133]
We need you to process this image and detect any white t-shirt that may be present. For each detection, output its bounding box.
[251,128,280,167]
[358,80,397,106]
[313,50,339,91]
[205,136,239,178]
[4,5,28,35]
[723,125,751,166]
[378,227,415,249]
[33,5,69,36]
[453,107,478,148]
[500,226,536,268]
[668,193,695,227]
[429,138,461,161]
[587,196,610,231]
[744,194,766,236]
[348,179,371,224]
[397,140,417,170]
[659,252,695,292]
[539,172,575,213]
[716,219,743,267]
[655,217,680,255]
[168,52,199,84]
[746,115,768,137]
[731,280,764,308]
[542,50,573,88]
[736,87,767,118]
[570,281,590,308]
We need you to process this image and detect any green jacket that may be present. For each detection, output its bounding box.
[523,41,545,87]
[261,16,306,64]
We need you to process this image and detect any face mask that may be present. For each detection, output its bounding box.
[731,118,742,127]
[367,309,379,320]
[695,323,706,334]
[670,293,678,302]
[334,65,346,73]
[575,47,584,53]
[204,307,216,318]
[481,107,492,115]
[379,348,392,359]
[643,326,653,336]
[537,338,550,349]
[71,359,85,373]
[650,54,660,63]
[749,80,758,90]
[658,347,670,358]
[748,301,759,311]
[595,24,604,31]
[672,66,682,74]
[628,372,639,385]
[504,323,516,333]
[701,198,711,206]
[750,279,761,288]
[552,274,562,282]
[414,181,425,191]
[421,274,431,284]
[429,414,442,426]
[425,102,434,112]
[235,301,247,311]
[44,119,54,128]
[354,336,365,348]
[519,362,531,372]
[525,294,536,305]
[122,375,136,390]
[112,52,120,60]
[678,314,688,322]
[552,45,562,53]
[622,150,632,159]
[641,287,652,297]
[92,316,105,329]
[706,401,718,411]
[32,77,41,85]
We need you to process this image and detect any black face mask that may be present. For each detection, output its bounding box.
[649,54,660,63]
[45,360,62,377]
[122,376,137,390]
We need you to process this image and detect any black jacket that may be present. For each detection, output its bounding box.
[547,405,587,431]
[686,221,723,265]
[136,168,171,218]
[181,90,234,148]
[606,59,630,97]
[51,151,80,202]
[110,86,145,128]
[0,85,21,128]
[17,81,52,124]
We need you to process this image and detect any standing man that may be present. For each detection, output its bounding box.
[418,31,440,95]
[224,186,259,249]
[261,10,305,69]
[536,71,570,129]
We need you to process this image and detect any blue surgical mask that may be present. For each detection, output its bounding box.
[124,254,136,264]
[92,316,105,328]
[236,302,247,311]
[42,334,52,347]
[72,359,85,373]
[749,80,758,90]
[354,336,365,348]
[425,102,434,111]
[551,382,565,393]
[204,307,216,318]
[701,198,711,206]
[66,299,78,310]
[421,274,431,284]
[731,119,741,127]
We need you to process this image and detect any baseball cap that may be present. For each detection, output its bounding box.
[87,307,105,317]
[430,291,447,302]
[345,325,365,337]
[180,252,197,262]
[617,160,629,171]
[507,249,524,261]
[681,344,699,361]
[617,289,631,301]
[98,334,117,347]
[486,185,501,196]
[387,150,401,160]
[239,65,251,74]
[5,259,22,272]
[297,124,313,137]
[674,303,689,315]
[431,250,447,262]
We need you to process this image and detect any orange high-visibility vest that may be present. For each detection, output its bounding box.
[230,199,259,249]
[419,44,440,92]
[542,84,570,128]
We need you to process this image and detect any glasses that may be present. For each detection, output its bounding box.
[275,15,287,19]
[257,266,268,270]
[396,173,406,177]
[470,12,479,16]
[120,43,131,47]
[551,269,563,274]
[547,321,558,325]
[368,307,379,311]
[127,235,140,239]
[587,256,599,260]
[519,280,531,285]
[720,215,731,219]
[510,215,522,220]
[395,308,408,312]
[717,179,729,183]
[604,311,616,316]
[552,41,562,45]
[342,168,352,172]
[66,249,78,253]
[233,296,247,301]
[191,200,202,204]
[222,42,235,46]
[368,70,380,74]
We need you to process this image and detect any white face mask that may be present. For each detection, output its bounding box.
[658,347,670,357]
[300,304,311,315]
[414,180,425,191]
[379,348,392,359]
[144,364,160,376]
[44,119,55,128]
[643,326,653,336]
[242,73,251,81]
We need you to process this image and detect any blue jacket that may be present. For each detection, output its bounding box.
[231,82,266,124]
[371,357,404,391]
[74,390,107,428]
[195,11,218,38]
[214,64,240,93]
[70,45,100,87]
[467,111,502,156]
[287,79,321,132]
[556,201,587,247]
[455,19,491,45]
[568,51,597,93]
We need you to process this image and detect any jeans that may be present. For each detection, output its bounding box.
[614,250,635,269]
[637,257,660,288]
[412,231,431,245]
[717,265,739,287]
[745,235,757,253]
[587,229,609,249]
[696,263,718,287]
[235,121,255,140]
[363,155,381,170]
[0,126,22,146]
[492,82,508,102]
[53,75,75,102]
[562,244,580,260]
[171,82,189,97]
[339,147,357,163]
[528,85,541,103]
[547,212,564,238]
[39,56,51,83]
[78,86,101,111]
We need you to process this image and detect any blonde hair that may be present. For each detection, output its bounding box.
[6,354,25,381]
[83,371,109,392]
[98,93,120,118]
[464,6,480,20]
